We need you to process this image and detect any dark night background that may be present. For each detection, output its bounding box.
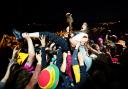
[0,0,128,33]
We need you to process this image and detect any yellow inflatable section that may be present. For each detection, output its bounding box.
[17,52,28,65]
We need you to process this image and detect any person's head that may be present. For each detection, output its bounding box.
[92,43,100,52]
[115,44,123,55]
[110,35,117,42]
[81,22,88,32]
[52,45,57,51]
[97,37,103,45]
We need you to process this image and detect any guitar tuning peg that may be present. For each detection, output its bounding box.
[66,12,72,16]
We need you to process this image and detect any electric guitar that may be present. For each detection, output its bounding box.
[66,12,73,32]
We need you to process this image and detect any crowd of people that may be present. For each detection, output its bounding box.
[0,13,128,89]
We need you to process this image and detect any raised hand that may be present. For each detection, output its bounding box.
[22,32,31,40]
[75,42,80,49]
[39,34,46,47]
[36,50,42,65]
[11,45,21,61]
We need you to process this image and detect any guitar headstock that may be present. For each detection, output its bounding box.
[66,12,73,25]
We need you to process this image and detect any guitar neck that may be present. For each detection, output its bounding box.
[69,23,73,31]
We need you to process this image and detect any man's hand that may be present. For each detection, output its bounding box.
[39,34,46,47]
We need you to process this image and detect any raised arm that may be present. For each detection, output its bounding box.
[22,32,35,67]
[11,46,21,62]
[60,52,67,73]
[39,34,47,68]
[56,47,63,69]
[0,59,15,88]
[0,45,20,83]
[24,51,42,89]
